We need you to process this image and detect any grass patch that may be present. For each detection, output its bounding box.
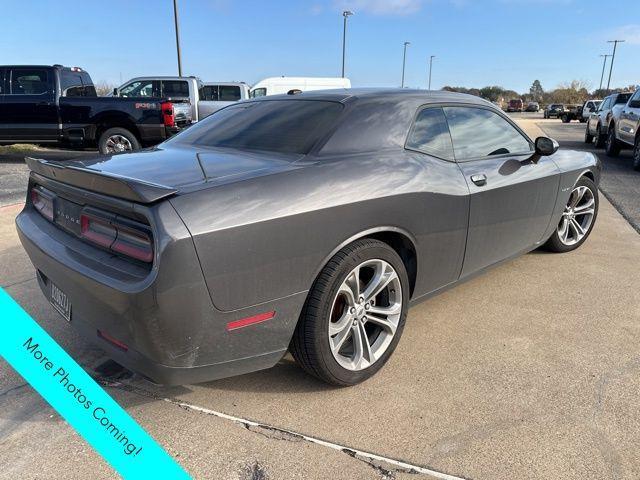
[0,144,45,155]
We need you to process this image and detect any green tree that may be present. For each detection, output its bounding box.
[529,80,544,102]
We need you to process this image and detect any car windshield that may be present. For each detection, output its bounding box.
[168,100,343,155]
[119,81,154,97]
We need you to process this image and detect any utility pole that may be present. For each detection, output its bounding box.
[599,54,611,92]
[606,40,625,91]
[341,11,353,78]
[401,42,410,88]
[173,0,183,77]
[428,55,435,90]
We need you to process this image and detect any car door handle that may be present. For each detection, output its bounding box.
[470,174,487,186]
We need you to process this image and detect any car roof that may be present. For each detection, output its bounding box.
[256,88,494,107]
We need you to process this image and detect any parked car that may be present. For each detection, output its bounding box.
[559,104,584,123]
[525,102,540,112]
[581,100,602,122]
[506,99,524,112]
[610,89,640,169]
[114,76,249,122]
[585,92,632,149]
[544,104,565,119]
[249,77,351,97]
[17,90,601,386]
[0,65,191,154]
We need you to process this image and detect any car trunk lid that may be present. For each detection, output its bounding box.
[26,146,301,204]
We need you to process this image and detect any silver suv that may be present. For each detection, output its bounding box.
[585,92,632,149]
[612,89,640,170]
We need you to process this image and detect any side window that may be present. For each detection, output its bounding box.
[250,88,266,98]
[200,86,218,101]
[406,107,454,161]
[601,98,611,110]
[444,107,531,160]
[162,80,189,97]
[9,68,51,95]
[219,85,241,101]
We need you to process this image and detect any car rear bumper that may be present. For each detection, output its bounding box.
[16,202,304,385]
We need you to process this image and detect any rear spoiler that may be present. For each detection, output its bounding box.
[25,157,177,204]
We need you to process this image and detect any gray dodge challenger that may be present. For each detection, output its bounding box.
[16,89,601,386]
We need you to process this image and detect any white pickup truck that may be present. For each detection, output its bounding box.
[113,77,250,122]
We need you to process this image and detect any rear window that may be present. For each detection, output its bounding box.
[60,71,96,97]
[169,100,343,155]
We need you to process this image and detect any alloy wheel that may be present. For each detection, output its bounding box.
[328,259,402,371]
[557,185,596,246]
[105,134,133,153]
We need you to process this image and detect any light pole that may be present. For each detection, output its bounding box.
[428,55,436,90]
[606,39,625,90]
[599,54,611,92]
[401,42,410,88]
[173,0,183,76]
[341,11,353,78]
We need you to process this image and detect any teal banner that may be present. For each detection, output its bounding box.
[0,287,191,479]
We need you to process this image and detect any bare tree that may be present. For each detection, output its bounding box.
[94,81,116,96]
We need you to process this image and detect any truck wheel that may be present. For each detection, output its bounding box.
[595,125,606,148]
[605,127,621,157]
[584,127,594,144]
[99,128,140,155]
[633,137,640,172]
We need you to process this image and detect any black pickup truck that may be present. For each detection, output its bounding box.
[0,65,192,154]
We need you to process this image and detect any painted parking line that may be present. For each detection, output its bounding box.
[0,288,191,479]
[164,396,467,480]
[0,202,24,214]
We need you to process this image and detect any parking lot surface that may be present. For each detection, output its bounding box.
[1,118,639,479]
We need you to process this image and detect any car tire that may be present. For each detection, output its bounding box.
[544,176,598,253]
[584,127,594,144]
[633,136,640,172]
[98,127,141,155]
[290,238,409,386]
[595,125,606,148]
[561,115,570,123]
[605,127,621,157]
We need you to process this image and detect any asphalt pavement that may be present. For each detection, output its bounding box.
[0,148,88,207]
[1,119,639,480]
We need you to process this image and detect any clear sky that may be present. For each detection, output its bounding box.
[1,0,638,93]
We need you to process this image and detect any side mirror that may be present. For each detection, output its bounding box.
[535,136,559,156]
[112,88,119,96]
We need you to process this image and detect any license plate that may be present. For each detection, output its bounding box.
[50,282,71,322]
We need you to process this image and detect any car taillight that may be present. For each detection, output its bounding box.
[80,212,153,263]
[161,101,175,127]
[31,187,54,221]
